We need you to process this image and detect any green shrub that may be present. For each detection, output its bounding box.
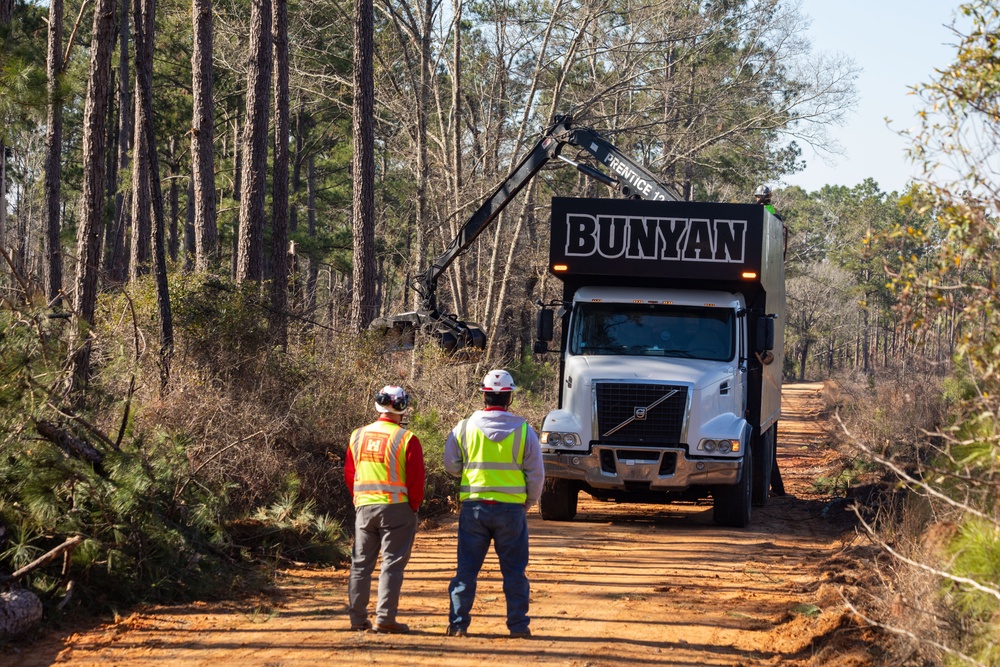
[943,518,1000,665]
[407,406,459,512]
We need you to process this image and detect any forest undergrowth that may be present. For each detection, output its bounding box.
[0,274,557,628]
[824,364,1000,667]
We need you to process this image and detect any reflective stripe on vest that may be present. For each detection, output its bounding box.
[456,419,528,503]
[350,421,411,506]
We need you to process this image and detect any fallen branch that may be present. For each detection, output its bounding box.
[9,535,84,582]
[852,505,1000,603]
[839,587,987,667]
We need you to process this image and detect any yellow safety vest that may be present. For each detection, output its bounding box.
[456,419,528,503]
[350,421,412,506]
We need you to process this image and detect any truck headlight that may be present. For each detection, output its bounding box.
[697,438,740,453]
[541,431,579,448]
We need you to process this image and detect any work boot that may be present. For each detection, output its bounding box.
[509,629,532,639]
[349,619,372,631]
[445,625,468,637]
[373,620,410,634]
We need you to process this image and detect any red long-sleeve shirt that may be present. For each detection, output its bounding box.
[345,416,425,512]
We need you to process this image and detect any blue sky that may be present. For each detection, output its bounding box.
[782,0,962,195]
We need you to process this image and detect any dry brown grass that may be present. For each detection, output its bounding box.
[89,276,553,528]
[821,367,965,666]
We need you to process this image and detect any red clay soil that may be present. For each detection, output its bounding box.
[10,382,878,667]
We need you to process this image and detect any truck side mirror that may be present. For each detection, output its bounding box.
[537,308,554,342]
[755,317,775,352]
[532,340,549,354]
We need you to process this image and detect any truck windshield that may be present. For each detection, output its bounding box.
[569,303,735,361]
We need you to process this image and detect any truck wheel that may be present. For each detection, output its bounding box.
[751,426,774,507]
[540,478,578,521]
[713,443,752,528]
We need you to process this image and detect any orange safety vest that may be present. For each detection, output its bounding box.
[349,420,413,506]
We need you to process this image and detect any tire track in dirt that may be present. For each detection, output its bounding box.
[13,382,869,667]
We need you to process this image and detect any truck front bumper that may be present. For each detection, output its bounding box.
[543,445,740,491]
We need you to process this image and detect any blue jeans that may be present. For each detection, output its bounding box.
[448,501,529,633]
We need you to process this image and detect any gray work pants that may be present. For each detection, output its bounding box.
[348,502,417,625]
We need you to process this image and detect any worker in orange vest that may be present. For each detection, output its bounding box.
[345,385,425,633]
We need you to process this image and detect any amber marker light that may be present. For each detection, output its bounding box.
[742,271,758,279]
[552,264,568,272]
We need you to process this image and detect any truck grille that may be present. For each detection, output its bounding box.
[595,383,687,445]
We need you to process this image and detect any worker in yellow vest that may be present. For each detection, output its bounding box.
[345,385,425,634]
[444,370,544,639]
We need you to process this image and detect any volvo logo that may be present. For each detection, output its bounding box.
[634,407,647,420]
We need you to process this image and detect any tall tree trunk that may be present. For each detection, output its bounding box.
[306,153,317,313]
[0,1,7,272]
[289,102,304,235]
[103,67,118,266]
[184,176,195,271]
[411,0,433,312]
[44,0,64,306]
[134,0,173,387]
[288,102,304,305]
[448,0,465,316]
[230,100,241,278]
[236,0,272,283]
[71,0,118,390]
[106,0,131,283]
[168,136,179,262]
[0,141,6,267]
[269,0,289,346]
[191,0,218,271]
[350,0,376,331]
[129,9,152,283]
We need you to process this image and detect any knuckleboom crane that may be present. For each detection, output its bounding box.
[369,115,679,352]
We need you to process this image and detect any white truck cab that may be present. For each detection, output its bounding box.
[536,198,785,527]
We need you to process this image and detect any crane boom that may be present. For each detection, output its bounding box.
[370,115,679,351]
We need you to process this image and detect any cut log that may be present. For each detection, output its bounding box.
[0,589,43,637]
[35,420,104,464]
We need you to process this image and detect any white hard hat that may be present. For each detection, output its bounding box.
[481,369,517,393]
[754,185,772,198]
[375,385,409,414]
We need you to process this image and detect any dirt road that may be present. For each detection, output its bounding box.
[16,382,874,666]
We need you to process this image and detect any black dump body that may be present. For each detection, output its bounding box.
[550,197,775,293]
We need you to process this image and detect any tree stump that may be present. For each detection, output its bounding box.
[0,589,43,637]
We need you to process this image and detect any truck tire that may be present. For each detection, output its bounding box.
[540,478,578,521]
[751,426,774,507]
[713,444,753,528]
